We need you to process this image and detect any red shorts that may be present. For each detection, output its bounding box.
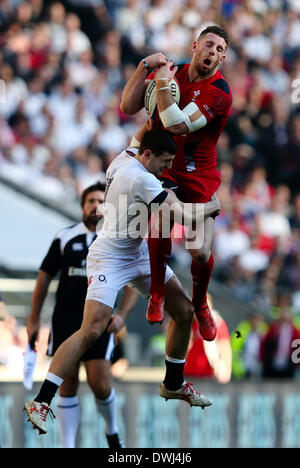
[161,167,221,203]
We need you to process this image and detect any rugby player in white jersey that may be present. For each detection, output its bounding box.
[24,124,221,436]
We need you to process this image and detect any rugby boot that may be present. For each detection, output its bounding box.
[195,301,217,341]
[146,296,164,324]
[159,382,213,409]
[24,400,55,435]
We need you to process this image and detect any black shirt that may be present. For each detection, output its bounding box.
[41,222,96,313]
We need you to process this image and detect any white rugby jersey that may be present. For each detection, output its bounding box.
[90,147,166,254]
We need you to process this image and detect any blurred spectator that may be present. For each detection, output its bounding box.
[261,294,300,378]
[65,12,91,60]
[231,312,268,379]
[289,193,300,232]
[0,315,24,370]
[184,294,232,384]
[0,63,28,118]
[214,215,250,262]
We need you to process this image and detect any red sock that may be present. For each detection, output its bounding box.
[148,233,172,301]
[190,254,214,309]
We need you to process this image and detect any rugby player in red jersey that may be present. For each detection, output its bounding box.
[121,26,232,341]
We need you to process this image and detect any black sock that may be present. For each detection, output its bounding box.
[163,359,185,391]
[35,380,59,406]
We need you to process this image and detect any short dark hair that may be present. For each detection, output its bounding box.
[80,181,106,207]
[139,129,177,157]
[198,25,229,48]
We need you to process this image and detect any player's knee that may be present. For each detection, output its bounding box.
[193,247,211,265]
[81,311,111,345]
[87,323,103,343]
[80,322,102,346]
[92,382,111,400]
[174,300,194,325]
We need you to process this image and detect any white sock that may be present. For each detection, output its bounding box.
[46,372,64,387]
[94,388,119,435]
[57,395,80,448]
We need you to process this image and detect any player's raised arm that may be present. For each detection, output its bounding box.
[161,189,221,226]
[120,53,168,115]
[154,63,207,135]
[129,118,155,149]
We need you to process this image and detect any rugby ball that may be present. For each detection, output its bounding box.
[144,78,180,119]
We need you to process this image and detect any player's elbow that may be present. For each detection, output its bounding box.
[120,100,134,115]
[120,97,143,115]
[165,122,189,135]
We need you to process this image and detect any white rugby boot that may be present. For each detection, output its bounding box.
[24,400,55,435]
[159,382,213,409]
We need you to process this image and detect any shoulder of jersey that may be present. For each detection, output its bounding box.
[174,63,188,79]
[55,222,84,241]
[107,150,129,172]
[210,76,231,96]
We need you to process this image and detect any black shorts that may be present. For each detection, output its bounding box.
[47,313,115,362]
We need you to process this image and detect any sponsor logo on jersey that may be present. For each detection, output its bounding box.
[68,266,86,277]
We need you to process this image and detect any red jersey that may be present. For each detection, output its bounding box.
[147,65,232,202]
[172,64,232,173]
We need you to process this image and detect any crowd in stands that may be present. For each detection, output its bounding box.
[0,0,300,314]
[231,292,300,380]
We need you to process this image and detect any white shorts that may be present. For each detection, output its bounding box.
[86,241,174,308]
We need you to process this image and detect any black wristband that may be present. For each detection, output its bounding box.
[142,58,150,70]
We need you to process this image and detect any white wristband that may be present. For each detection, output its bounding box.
[129,136,140,148]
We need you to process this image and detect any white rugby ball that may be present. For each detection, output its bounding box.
[144,78,180,119]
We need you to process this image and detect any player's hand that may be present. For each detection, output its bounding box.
[146,118,154,130]
[26,319,40,349]
[107,314,125,334]
[154,61,178,81]
[143,53,168,70]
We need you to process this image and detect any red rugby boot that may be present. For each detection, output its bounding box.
[146,296,164,324]
[195,302,217,341]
